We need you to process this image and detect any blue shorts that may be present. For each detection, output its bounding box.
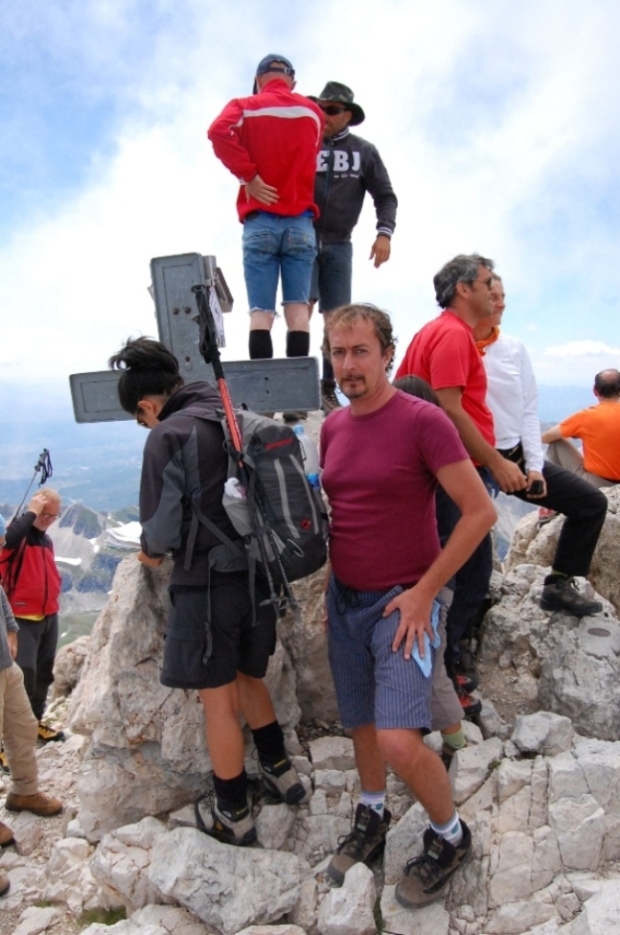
[242,212,317,313]
[326,576,435,731]
[310,242,353,311]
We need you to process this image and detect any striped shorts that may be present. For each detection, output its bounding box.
[326,575,436,731]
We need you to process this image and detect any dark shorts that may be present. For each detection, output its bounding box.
[161,580,276,690]
[310,242,353,311]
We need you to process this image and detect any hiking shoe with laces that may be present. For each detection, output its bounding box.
[5,792,63,817]
[0,745,9,776]
[327,803,391,884]
[321,379,341,413]
[540,576,603,617]
[282,411,308,423]
[38,721,65,743]
[455,684,482,719]
[0,820,15,848]
[538,507,557,526]
[395,820,472,908]
[194,796,257,847]
[259,756,308,805]
[453,672,479,693]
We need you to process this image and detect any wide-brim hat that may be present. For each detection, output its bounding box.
[308,81,365,126]
[253,54,295,94]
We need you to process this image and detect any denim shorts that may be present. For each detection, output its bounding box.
[242,212,317,313]
[326,575,435,731]
[310,242,353,311]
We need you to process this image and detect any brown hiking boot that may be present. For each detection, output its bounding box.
[5,791,63,817]
[395,820,472,908]
[321,379,341,413]
[0,870,9,897]
[0,820,15,848]
[327,803,391,884]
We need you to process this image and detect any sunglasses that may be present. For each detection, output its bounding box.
[319,104,349,116]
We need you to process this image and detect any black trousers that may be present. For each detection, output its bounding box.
[15,613,58,721]
[512,460,607,578]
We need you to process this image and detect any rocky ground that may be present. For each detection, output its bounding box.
[2,487,620,934]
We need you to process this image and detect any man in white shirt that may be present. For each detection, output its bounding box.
[473,276,607,617]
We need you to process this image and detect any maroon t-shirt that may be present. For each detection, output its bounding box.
[320,391,468,591]
[396,310,495,447]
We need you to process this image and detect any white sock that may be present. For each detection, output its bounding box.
[430,811,463,846]
[359,790,386,819]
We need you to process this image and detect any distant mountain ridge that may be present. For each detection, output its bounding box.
[0,380,593,513]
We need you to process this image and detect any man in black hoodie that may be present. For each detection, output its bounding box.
[309,82,398,412]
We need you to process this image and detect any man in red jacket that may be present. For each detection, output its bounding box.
[208,55,324,362]
[0,489,64,743]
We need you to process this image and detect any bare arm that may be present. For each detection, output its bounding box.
[386,458,497,659]
[541,424,563,444]
[435,386,527,493]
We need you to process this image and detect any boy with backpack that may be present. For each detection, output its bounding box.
[108,337,313,846]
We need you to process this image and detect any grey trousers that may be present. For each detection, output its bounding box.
[546,439,619,490]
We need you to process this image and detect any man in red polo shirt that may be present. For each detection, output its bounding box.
[396,254,527,711]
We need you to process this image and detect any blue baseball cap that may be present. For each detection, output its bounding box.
[253,55,295,93]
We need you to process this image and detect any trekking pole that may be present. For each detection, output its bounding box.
[191,284,297,614]
[11,449,53,522]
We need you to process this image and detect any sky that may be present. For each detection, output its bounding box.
[1,0,619,422]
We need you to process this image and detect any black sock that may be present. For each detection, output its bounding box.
[545,571,568,585]
[252,720,286,764]
[249,329,273,360]
[286,330,310,357]
[213,770,248,812]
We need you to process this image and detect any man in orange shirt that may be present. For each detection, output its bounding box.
[542,369,620,488]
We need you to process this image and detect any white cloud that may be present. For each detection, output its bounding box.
[1,0,620,391]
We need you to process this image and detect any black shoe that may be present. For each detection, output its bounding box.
[260,755,308,805]
[327,803,391,884]
[282,411,307,423]
[194,796,257,847]
[453,672,479,693]
[395,820,472,908]
[454,684,482,719]
[540,576,603,617]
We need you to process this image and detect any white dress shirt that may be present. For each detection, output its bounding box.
[482,332,544,474]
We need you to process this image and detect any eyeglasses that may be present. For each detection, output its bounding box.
[41,512,59,520]
[469,276,494,289]
[319,104,349,116]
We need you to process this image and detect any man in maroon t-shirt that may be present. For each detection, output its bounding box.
[396,254,527,712]
[320,303,496,909]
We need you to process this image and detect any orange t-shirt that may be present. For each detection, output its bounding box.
[560,401,620,480]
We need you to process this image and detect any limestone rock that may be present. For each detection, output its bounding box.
[149,827,311,934]
[131,904,214,933]
[452,737,503,805]
[308,736,355,772]
[90,817,171,911]
[380,885,450,935]
[511,712,574,756]
[13,906,62,935]
[52,634,91,698]
[316,862,376,935]
[43,836,101,914]
[568,879,620,934]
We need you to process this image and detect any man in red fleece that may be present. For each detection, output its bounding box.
[208,55,324,362]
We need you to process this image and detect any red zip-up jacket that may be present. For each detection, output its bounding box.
[208,77,324,223]
[0,512,61,617]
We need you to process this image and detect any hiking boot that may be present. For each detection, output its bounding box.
[282,411,307,423]
[260,756,308,805]
[395,820,472,908]
[453,672,479,693]
[540,576,603,617]
[194,797,257,847]
[0,745,9,776]
[0,820,15,848]
[455,685,482,719]
[538,507,557,526]
[0,870,9,898]
[38,721,65,743]
[5,792,63,817]
[327,804,391,884]
[321,379,341,413]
